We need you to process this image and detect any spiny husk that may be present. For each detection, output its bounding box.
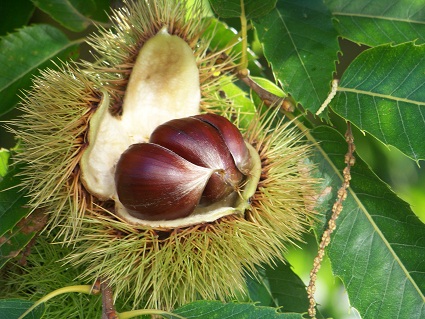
[10,0,236,241]
[8,66,100,240]
[65,109,319,310]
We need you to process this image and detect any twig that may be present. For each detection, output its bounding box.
[101,279,118,319]
[307,122,356,319]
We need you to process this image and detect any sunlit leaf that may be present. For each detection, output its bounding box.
[0,24,80,116]
[312,125,425,319]
[254,0,339,119]
[0,149,10,179]
[325,0,425,46]
[332,42,425,162]
[32,0,110,32]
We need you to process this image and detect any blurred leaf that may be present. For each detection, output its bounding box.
[332,42,425,162]
[171,301,304,318]
[247,260,310,313]
[209,0,276,19]
[0,0,35,36]
[311,125,425,319]
[325,0,425,46]
[32,0,110,32]
[254,0,339,119]
[204,18,261,74]
[0,299,44,319]
[216,75,257,129]
[0,24,80,116]
[0,149,10,179]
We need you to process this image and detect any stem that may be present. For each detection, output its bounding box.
[18,285,93,319]
[101,279,118,319]
[239,0,248,70]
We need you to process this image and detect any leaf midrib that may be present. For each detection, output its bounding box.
[332,12,425,25]
[338,86,425,106]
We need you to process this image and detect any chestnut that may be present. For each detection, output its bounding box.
[115,143,214,220]
[193,114,251,174]
[114,114,252,221]
[149,116,244,204]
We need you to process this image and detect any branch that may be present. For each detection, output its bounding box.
[101,279,118,319]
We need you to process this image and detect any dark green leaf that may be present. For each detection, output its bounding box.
[332,42,425,162]
[0,24,80,116]
[0,164,38,269]
[171,301,304,318]
[0,165,28,237]
[209,0,277,19]
[311,125,425,319]
[0,299,44,319]
[247,260,309,313]
[32,0,110,32]
[254,0,339,119]
[325,0,425,46]
[0,0,35,36]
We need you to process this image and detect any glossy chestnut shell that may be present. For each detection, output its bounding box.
[115,114,251,221]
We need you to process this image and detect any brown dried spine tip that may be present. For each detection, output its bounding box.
[115,114,252,221]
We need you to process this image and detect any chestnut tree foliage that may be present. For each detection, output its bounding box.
[0,0,424,318]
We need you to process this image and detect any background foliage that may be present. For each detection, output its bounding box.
[0,0,424,318]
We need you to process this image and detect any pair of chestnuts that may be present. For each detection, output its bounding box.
[114,113,253,221]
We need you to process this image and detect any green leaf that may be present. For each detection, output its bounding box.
[325,0,425,46]
[246,260,310,313]
[0,165,29,237]
[254,0,339,119]
[204,18,262,75]
[171,301,304,318]
[0,0,35,36]
[311,126,425,319]
[0,299,44,319]
[332,42,425,162]
[32,0,110,32]
[209,0,277,19]
[0,165,37,269]
[0,24,80,116]
[0,149,10,179]
[250,76,286,97]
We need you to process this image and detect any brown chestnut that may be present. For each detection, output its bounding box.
[149,116,244,204]
[193,113,251,174]
[115,114,252,221]
[115,143,214,220]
